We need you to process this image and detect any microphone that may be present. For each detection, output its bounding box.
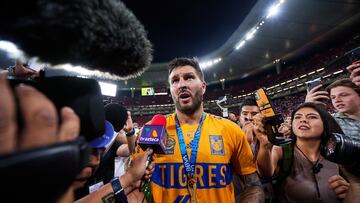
[104,103,128,132]
[313,162,323,174]
[138,114,167,203]
[138,114,167,155]
[0,0,153,77]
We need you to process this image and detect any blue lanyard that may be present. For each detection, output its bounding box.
[175,113,206,178]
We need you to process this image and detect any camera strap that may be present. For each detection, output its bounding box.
[274,143,294,184]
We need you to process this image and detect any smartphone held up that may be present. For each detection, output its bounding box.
[254,88,292,146]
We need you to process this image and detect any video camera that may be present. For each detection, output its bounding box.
[321,133,360,177]
[2,73,106,202]
[8,74,105,141]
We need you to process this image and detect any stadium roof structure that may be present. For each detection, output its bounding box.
[0,0,359,90]
[123,0,360,89]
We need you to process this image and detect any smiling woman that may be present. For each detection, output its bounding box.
[255,102,350,203]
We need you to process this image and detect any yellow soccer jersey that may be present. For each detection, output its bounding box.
[134,113,256,203]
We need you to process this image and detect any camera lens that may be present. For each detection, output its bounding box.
[321,133,360,177]
[321,133,360,164]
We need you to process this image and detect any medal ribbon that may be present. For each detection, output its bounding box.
[175,113,206,179]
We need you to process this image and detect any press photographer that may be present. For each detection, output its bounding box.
[0,0,154,202]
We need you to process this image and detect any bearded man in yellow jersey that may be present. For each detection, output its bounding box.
[135,57,264,203]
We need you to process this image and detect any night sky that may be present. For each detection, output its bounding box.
[122,0,257,63]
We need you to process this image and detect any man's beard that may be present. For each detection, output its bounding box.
[173,88,203,115]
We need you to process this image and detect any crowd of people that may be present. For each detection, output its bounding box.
[2,0,359,202]
[2,55,359,203]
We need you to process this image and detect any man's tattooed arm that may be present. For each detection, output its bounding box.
[236,172,264,203]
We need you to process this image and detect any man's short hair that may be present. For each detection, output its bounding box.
[325,78,360,96]
[239,98,258,113]
[168,57,204,81]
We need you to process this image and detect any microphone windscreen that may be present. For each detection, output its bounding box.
[104,103,128,132]
[150,114,167,126]
[0,0,153,77]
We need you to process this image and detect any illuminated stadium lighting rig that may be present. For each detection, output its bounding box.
[233,0,285,52]
[308,71,316,75]
[333,70,343,75]
[98,81,117,97]
[198,0,286,71]
[0,40,25,59]
[199,57,222,69]
[266,2,282,19]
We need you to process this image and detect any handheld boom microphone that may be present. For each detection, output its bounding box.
[0,0,153,78]
[138,114,167,154]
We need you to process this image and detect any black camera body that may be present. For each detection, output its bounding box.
[321,133,360,177]
[8,75,105,141]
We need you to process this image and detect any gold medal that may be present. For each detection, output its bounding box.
[188,177,197,203]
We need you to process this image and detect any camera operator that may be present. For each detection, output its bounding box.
[0,72,81,202]
[74,104,137,200]
[0,72,156,202]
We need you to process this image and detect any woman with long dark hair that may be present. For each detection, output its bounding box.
[255,103,350,202]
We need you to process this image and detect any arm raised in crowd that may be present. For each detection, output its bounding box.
[347,62,360,86]
[252,114,282,178]
[305,84,329,106]
[123,111,137,154]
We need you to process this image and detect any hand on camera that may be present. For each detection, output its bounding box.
[0,73,80,155]
[10,60,40,79]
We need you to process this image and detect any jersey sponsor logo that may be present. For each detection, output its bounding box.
[152,163,232,189]
[165,137,176,154]
[209,135,224,155]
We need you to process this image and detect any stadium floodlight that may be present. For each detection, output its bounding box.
[99,81,117,97]
[0,40,24,59]
[333,70,343,75]
[266,3,281,18]
[235,40,246,50]
[245,29,257,40]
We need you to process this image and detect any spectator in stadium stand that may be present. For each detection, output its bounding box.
[278,116,291,138]
[255,102,349,203]
[228,111,238,123]
[305,64,360,139]
[238,98,261,146]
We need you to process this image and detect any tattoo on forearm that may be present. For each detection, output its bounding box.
[241,173,262,187]
[102,192,115,203]
[238,173,265,203]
